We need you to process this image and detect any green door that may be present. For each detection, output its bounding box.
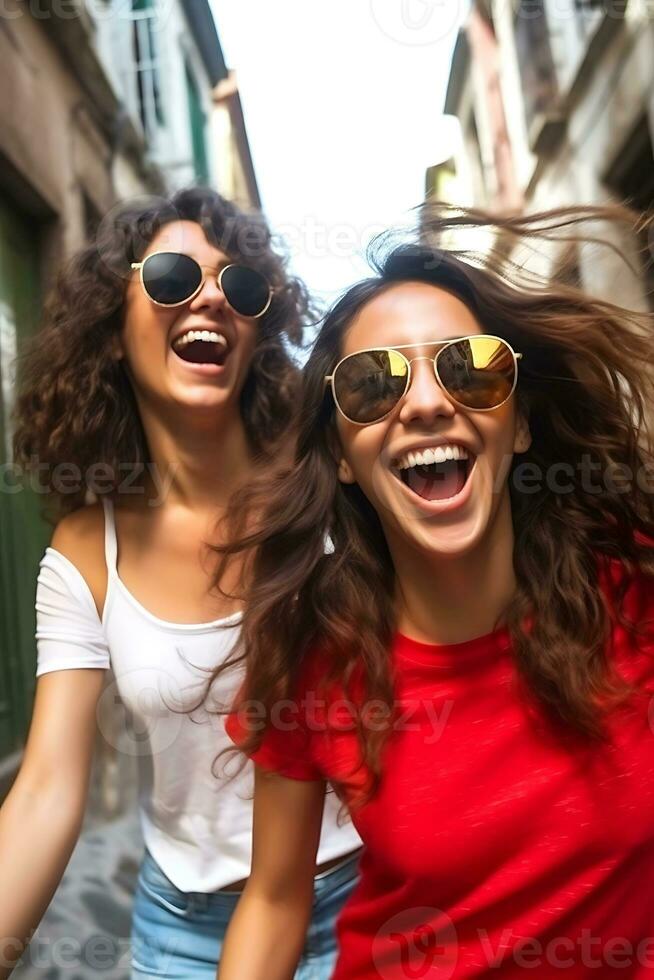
[0,197,48,760]
[185,63,209,185]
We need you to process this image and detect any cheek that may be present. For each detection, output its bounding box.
[123,285,153,341]
[477,411,518,485]
[232,321,258,367]
[122,308,171,361]
[343,427,387,491]
[240,329,259,366]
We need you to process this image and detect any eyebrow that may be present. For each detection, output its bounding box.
[391,335,468,345]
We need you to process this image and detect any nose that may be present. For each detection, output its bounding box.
[397,356,456,426]
[188,272,228,315]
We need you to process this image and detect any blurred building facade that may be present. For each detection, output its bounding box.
[93,0,229,191]
[0,0,260,803]
[212,71,262,209]
[1,0,154,796]
[434,0,654,310]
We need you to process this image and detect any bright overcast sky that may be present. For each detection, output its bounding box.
[210,1,468,313]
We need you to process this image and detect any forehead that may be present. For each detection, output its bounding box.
[342,281,483,354]
[145,220,229,266]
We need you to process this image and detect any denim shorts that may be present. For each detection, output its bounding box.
[130,847,361,979]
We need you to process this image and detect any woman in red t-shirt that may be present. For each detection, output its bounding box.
[212,203,654,980]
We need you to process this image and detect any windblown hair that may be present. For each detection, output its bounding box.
[209,201,654,806]
[13,186,313,516]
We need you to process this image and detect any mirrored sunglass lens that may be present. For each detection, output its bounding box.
[141,253,202,304]
[438,337,515,408]
[220,265,270,317]
[334,350,408,423]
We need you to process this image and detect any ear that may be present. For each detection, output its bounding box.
[337,455,356,485]
[327,428,356,485]
[513,411,532,454]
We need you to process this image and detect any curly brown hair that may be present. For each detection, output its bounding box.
[13,187,314,516]
[207,201,654,807]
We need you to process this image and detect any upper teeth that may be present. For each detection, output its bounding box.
[173,330,227,348]
[396,445,469,470]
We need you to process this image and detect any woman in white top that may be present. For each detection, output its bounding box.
[1,187,362,979]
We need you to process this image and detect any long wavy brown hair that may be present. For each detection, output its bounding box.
[13,187,314,516]
[208,201,654,806]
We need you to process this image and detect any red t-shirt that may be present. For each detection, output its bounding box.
[226,564,654,978]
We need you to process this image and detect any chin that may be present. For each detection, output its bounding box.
[403,509,491,560]
[170,386,235,414]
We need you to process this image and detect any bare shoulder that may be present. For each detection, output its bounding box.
[50,501,106,557]
[50,501,108,617]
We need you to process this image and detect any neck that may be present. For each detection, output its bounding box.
[133,400,255,512]
[390,493,516,645]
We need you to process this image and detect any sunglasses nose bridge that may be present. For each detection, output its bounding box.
[189,269,227,309]
[397,354,455,418]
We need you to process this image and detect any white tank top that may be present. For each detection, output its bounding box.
[35,497,361,892]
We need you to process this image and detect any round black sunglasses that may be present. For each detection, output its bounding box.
[131,251,273,318]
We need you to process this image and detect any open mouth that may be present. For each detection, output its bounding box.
[171,329,230,367]
[392,446,475,502]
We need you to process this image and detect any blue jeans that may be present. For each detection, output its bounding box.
[130,848,361,979]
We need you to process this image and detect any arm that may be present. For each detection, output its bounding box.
[217,765,326,980]
[0,668,105,977]
[0,505,108,977]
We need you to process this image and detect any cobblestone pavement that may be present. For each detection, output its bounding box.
[13,809,144,980]
[12,730,144,980]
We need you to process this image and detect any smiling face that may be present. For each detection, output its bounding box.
[118,220,259,420]
[333,282,531,559]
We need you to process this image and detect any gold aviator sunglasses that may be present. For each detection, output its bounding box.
[324,335,522,425]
